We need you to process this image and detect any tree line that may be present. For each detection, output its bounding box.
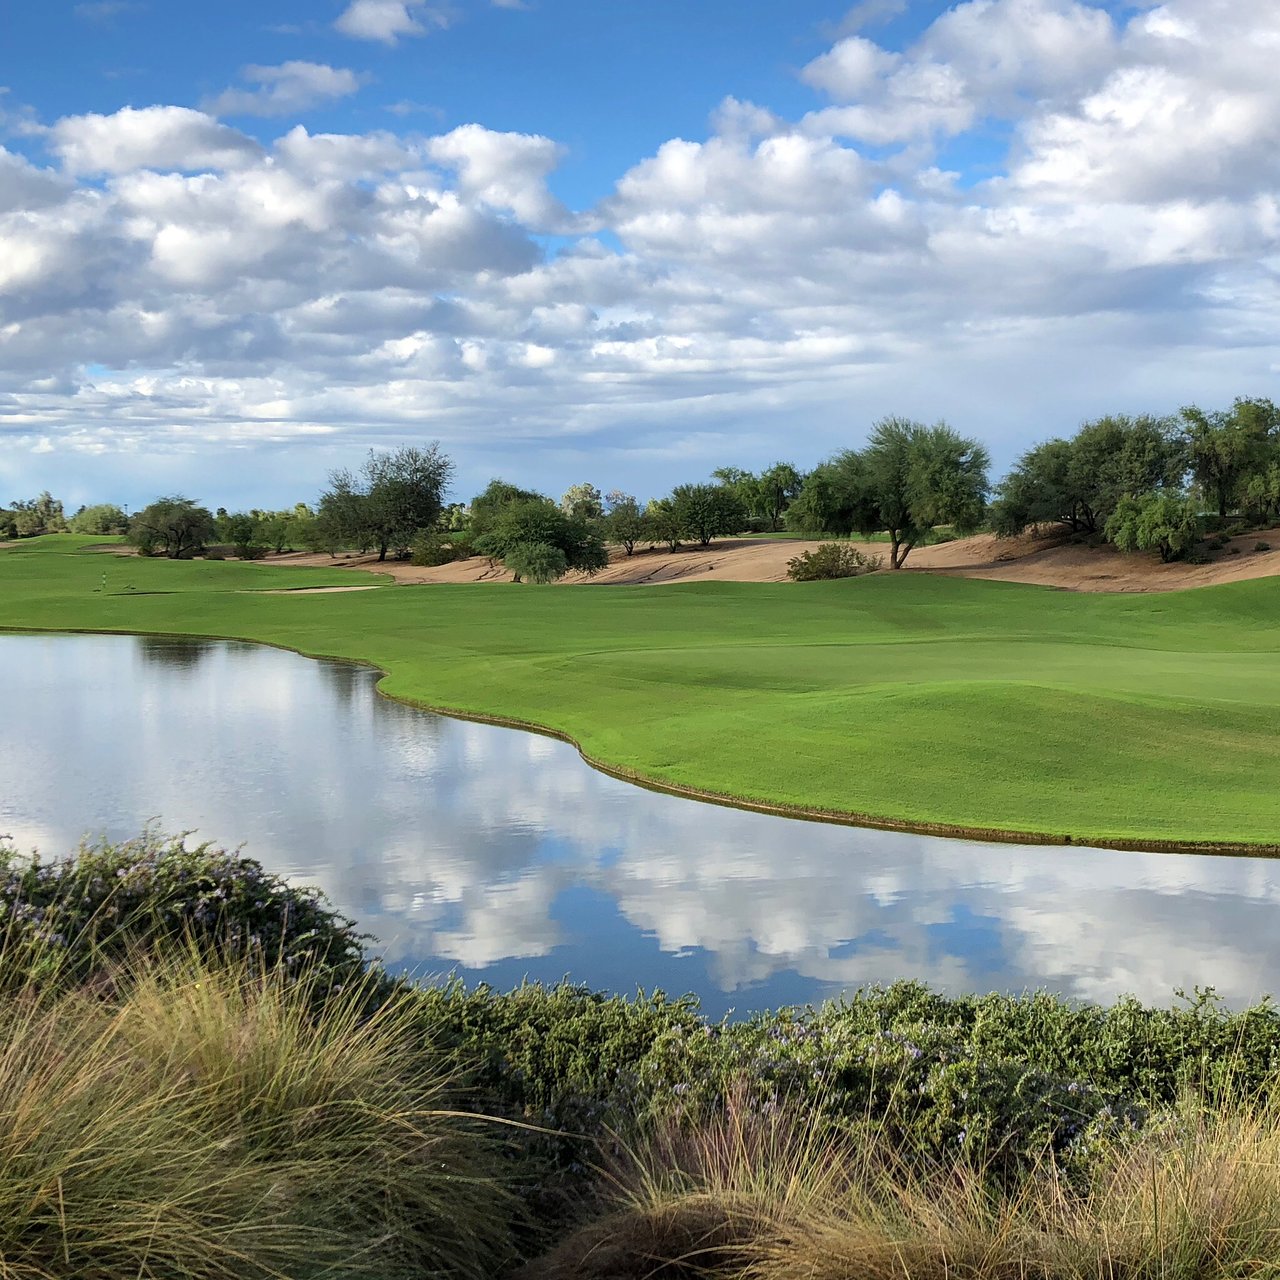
[6,397,1276,579]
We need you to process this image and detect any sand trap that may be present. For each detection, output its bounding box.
[269,526,1280,593]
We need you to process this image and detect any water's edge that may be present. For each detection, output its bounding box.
[5,622,1275,858]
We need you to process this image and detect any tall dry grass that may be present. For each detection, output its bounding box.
[524,1081,1280,1280]
[0,945,516,1279]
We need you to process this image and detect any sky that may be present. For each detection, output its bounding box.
[1,0,1278,510]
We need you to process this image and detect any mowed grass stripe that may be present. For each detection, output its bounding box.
[3,536,1278,847]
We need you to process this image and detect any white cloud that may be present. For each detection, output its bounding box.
[333,0,449,44]
[48,106,261,175]
[2,0,1279,504]
[427,123,568,229]
[205,62,364,119]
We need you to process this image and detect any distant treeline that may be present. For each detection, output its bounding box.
[6,397,1277,578]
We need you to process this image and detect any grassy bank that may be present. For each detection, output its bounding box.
[5,835,1280,1277]
[2,535,1279,847]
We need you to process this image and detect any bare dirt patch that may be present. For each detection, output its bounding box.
[265,527,1280,593]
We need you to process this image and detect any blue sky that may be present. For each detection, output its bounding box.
[7,1,955,205]
[1,0,1276,508]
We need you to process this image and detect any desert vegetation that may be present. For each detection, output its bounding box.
[10,398,1278,580]
[3,832,1280,1278]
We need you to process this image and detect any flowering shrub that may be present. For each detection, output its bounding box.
[420,978,1280,1203]
[0,831,370,991]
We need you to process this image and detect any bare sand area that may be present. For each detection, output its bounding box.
[267,524,1280,593]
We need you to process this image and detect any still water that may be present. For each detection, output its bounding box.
[2,632,1278,1016]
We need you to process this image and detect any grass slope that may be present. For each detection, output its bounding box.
[3,536,1278,847]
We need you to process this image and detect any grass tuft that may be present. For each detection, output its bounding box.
[0,942,516,1279]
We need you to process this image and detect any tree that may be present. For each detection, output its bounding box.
[318,443,453,561]
[473,498,608,581]
[220,512,266,559]
[469,479,546,537]
[858,418,989,568]
[1244,463,1280,524]
[787,421,987,567]
[68,504,128,535]
[602,494,647,555]
[9,492,66,538]
[669,483,747,546]
[504,541,569,584]
[128,496,217,559]
[1105,491,1200,563]
[559,483,604,522]
[989,439,1087,535]
[785,454,868,536]
[1181,397,1279,519]
[757,462,803,530]
[645,498,683,552]
[992,415,1185,538]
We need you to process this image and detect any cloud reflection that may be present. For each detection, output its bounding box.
[4,633,1279,1015]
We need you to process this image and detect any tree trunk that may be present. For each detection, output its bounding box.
[377,541,388,562]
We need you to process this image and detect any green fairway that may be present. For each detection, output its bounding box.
[3,535,1279,849]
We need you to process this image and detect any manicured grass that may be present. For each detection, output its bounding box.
[2,535,1279,846]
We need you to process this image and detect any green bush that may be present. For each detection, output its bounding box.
[1256,541,1272,552]
[415,979,1280,1198]
[0,832,371,992]
[410,531,467,566]
[505,540,570,583]
[786,543,883,581]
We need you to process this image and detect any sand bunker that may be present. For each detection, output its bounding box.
[268,525,1280,593]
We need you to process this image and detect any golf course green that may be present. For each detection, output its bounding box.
[4,534,1279,850]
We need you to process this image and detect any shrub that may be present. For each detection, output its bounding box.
[235,542,268,560]
[1229,544,1241,554]
[410,531,466,566]
[786,544,883,581]
[1105,491,1200,562]
[1256,541,1272,553]
[0,831,370,993]
[203,546,227,560]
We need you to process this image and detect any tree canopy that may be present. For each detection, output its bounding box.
[317,443,453,561]
[473,497,608,582]
[787,419,989,568]
[991,415,1186,537]
[669,483,748,546]
[128,496,217,559]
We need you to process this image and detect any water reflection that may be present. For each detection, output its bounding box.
[1,633,1278,1017]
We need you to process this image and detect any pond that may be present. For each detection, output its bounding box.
[2,632,1278,1016]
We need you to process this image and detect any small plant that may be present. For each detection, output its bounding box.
[1229,544,1241,554]
[1256,541,1271,553]
[786,544,883,581]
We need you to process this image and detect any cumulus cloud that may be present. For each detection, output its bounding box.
[2,0,1279,504]
[333,0,450,44]
[204,62,365,119]
[427,124,569,229]
[47,106,262,175]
